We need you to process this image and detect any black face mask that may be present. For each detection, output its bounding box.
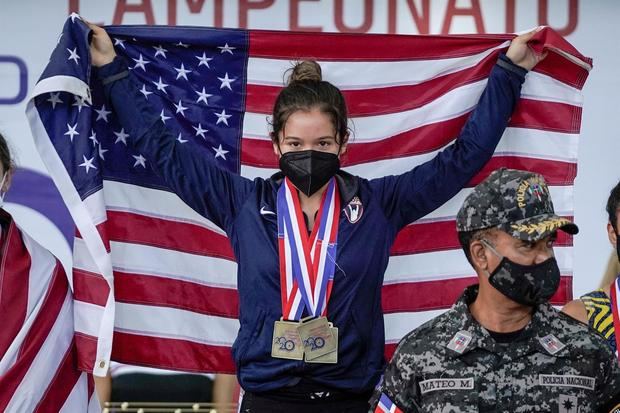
[482,240,560,306]
[279,150,340,197]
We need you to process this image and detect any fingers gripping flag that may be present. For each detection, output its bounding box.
[27,15,591,375]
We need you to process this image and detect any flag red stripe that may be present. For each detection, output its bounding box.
[73,269,110,307]
[249,31,511,60]
[114,270,239,318]
[381,275,572,314]
[0,265,66,410]
[532,48,591,89]
[384,343,397,362]
[391,217,574,256]
[242,100,580,169]
[469,157,576,187]
[75,333,98,373]
[105,211,235,260]
[0,224,31,358]
[510,99,583,133]
[34,339,82,413]
[247,53,499,116]
[112,331,236,374]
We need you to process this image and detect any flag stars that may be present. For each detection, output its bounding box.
[95,104,111,122]
[212,144,229,160]
[133,54,150,71]
[195,87,213,105]
[114,128,129,145]
[195,52,213,68]
[88,129,98,146]
[218,43,236,54]
[175,41,189,48]
[47,92,63,109]
[72,96,90,113]
[64,123,79,142]
[174,63,192,80]
[152,77,169,93]
[67,47,80,64]
[214,109,232,126]
[132,154,147,168]
[192,123,208,139]
[174,100,188,117]
[160,109,171,124]
[113,38,126,49]
[177,133,188,143]
[98,144,108,160]
[139,84,153,99]
[79,155,97,174]
[69,12,81,22]
[218,73,236,90]
[153,45,168,58]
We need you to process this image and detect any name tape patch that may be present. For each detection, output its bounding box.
[538,374,596,391]
[419,378,474,395]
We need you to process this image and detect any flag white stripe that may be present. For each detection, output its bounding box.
[5,291,74,413]
[99,181,227,236]
[114,302,239,346]
[384,310,447,344]
[73,238,238,289]
[247,42,511,88]
[22,231,57,317]
[384,247,573,284]
[74,300,105,338]
[242,74,582,141]
[59,373,90,413]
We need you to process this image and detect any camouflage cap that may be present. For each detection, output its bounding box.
[456,168,578,241]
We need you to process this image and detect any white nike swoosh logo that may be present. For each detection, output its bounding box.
[260,206,276,216]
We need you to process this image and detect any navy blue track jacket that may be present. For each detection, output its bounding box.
[99,54,526,394]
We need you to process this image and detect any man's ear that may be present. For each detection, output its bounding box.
[470,240,489,271]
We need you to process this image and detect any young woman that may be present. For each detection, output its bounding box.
[88,23,544,412]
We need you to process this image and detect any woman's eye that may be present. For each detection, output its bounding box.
[318,141,329,147]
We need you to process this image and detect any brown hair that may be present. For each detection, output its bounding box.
[0,132,13,177]
[270,60,349,146]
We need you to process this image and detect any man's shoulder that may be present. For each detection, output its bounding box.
[545,305,615,357]
[395,309,460,356]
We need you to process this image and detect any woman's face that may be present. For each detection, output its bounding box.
[273,108,348,157]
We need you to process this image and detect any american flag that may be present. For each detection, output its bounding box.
[0,212,99,412]
[27,15,591,375]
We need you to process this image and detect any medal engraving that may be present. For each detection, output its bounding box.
[297,317,337,360]
[305,327,338,364]
[271,320,304,360]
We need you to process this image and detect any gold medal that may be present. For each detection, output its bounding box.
[297,316,337,360]
[271,319,304,360]
[305,326,338,364]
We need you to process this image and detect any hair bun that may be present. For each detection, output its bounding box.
[288,60,322,84]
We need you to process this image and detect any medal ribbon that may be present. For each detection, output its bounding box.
[277,177,340,320]
[610,277,620,362]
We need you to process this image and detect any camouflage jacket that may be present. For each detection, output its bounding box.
[370,286,620,412]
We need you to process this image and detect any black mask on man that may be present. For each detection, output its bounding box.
[482,240,560,306]
[279,150,340,197]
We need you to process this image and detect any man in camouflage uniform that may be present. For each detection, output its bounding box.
[369,168,620,412]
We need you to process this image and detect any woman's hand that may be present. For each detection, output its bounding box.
[86,21,116,67]
[506,28,548,71]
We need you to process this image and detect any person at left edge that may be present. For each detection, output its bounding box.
[88,23,544,412]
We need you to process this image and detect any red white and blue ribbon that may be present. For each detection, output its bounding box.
[610,277,620,362]
[277,177,340,320]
